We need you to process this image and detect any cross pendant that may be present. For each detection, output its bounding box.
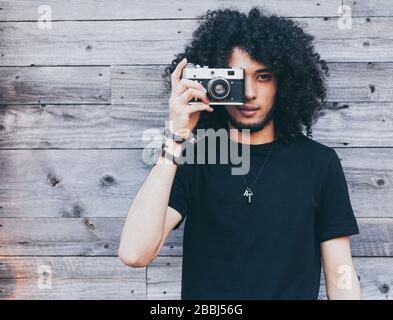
[243,188,253,204]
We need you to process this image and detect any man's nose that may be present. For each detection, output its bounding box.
[244,78,256,101]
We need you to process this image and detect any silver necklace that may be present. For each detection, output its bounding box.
[241,139,276,204]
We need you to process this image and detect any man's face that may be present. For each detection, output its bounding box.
[224,47,277,133]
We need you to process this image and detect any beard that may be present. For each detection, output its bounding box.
[224,103,276,133]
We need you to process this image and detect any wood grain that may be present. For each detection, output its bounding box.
[0,0,342,21]
[0,0,392,300]
[0,218,391,257]
[0,102,392,148]
[0,256,391,300]
[0,256,146,299]
[147,256,393,300]
[111,63,393,104]
[0,148,392,218]
[0,67,109,104]
[343,0,393,17]
[1,17,393,65]
[1,63,392,105]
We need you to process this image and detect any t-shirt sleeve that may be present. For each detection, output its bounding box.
[316,149,360,243]
[168,163,191,230]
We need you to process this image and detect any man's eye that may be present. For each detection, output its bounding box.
[257,74,272,81]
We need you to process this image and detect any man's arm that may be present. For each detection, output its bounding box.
[321,236,362,300]
[118,57,212,268]
[118,139,183,267]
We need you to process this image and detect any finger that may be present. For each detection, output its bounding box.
[171,58,188,91]
[179,88,209,104]
[188,103,214,114]
[174,78,206,96]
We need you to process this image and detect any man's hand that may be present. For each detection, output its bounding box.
[168,58,213,136]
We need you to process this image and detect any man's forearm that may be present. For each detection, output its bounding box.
[118,139,182,265]
[326,266,362,300]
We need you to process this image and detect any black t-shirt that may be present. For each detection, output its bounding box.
[168,133,359,300]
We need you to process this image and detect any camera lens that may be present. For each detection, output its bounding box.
[207,77,230,100]
[214,83,226,95]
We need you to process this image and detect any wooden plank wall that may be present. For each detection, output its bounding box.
[0,0,392,300]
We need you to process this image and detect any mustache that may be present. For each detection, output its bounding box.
[224,104,275,133]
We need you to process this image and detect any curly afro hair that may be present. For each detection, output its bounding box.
[163,7,329,144]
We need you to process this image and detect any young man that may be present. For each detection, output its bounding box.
[119,8,361,300]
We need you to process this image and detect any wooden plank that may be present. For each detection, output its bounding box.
[343,0,393,17]
[0,217,124,256]
[350,219,393,257]
[111,63,393,104]
[1,17,393,66]
[0,256,145,299]
[0,104,167,149]
[0,0,342,21]
[0,150,150,218]
[0,20,188,66]
[0,67,110,104]
[0,218,391,257]
[0,256,142,279]
[147,256,393,300]
[111,66,168,106]
[0,256,391,299]
[311,102,393,147]
[310,17,393,63]
[326,63,393,102]
[0,149,392,218]
[1,62,393,105]
[0,102,392,148]
[0,217,182,256]
[0,279,145,299]
[147,256,182,300]
[336,149,393,220]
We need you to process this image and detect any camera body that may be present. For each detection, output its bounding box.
[181,63,245,105]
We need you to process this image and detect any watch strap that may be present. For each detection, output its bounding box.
[164,128,188,144]
[160,142,183,166]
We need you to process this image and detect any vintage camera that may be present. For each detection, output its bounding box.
[182,63,244,105]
